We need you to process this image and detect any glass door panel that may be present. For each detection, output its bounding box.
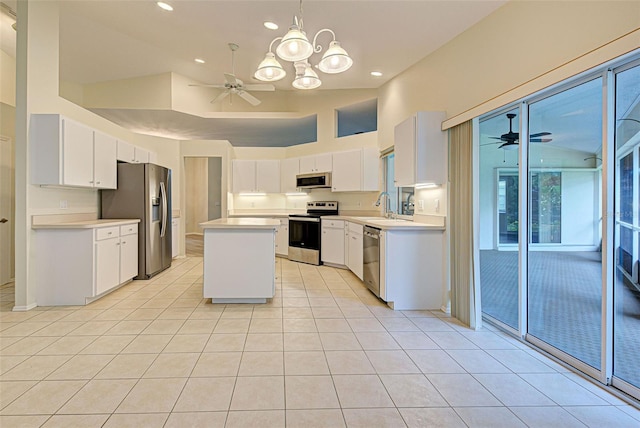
[527,78,603,369]
[613,63,640,391]
[479,107,520,329]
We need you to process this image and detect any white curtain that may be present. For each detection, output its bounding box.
[448,120,480,328]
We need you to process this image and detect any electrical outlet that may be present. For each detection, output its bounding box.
[418,200,424,211]
[59,200,68,209]
[357,201,361,207]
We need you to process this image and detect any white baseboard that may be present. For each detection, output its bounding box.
[12,302,38,312]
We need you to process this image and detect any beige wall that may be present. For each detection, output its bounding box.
[1,49,15,106]
[378,1,640,143]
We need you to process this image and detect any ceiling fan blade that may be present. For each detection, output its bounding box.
[210,90,230,104]
[530,138,553,143]
[530,132,552,138]
[237,90,261,106]
[243,84,275,92]
[489,137,505,140]
[224,73,238,85]
[189,83,226,88]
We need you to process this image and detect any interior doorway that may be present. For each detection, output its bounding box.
[184,157,222,256]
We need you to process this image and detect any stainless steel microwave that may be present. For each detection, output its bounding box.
[296,172,332,189]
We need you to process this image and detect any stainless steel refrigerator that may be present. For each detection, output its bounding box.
[101,163,172,279]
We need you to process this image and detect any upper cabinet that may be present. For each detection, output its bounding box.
[331,148,379,192]
[232,159,280,193]
[116,140,154,164]
[31,114,117,189]
[280,158,300,193]
[394,111,447,187]
[299,153,332,174]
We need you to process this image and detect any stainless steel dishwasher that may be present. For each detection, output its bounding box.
[363,226,381,297]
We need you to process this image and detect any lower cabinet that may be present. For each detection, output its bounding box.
[35,222,139,306]
[346,222,363,280]
[321,219,345,265]
[275,218,289,257]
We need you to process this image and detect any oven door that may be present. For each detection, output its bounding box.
[288,216,321,265]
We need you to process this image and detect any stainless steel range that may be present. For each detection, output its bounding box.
[288,201,339,265]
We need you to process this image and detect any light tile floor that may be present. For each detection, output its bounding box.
[1,257,639,427]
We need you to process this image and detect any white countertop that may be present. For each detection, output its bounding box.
[32,219,140,229]
[200,218,280,229]
[324,215,445,231]
[228,211,304,218]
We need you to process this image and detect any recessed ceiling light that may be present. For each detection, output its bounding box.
[156,2,173,11]
[263,21,279,30]
[370,71,383,77]
[194,58,205,64]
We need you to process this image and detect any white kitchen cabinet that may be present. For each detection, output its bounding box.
[95,229,121,296]
[299,153,332,174]
[134,147,150,163]
[280,157,300,193]
[117,140,156,164]
[379,228,444,310]
[171,218,180,258]
[119,224,139,283]
[347,222,363,280]
[321,219,345,265]
[232,159,280,193]
[34,221,140,306]
[331,148,379,192]
[394,111,447,187]
[30,114,117,189]
[93,131,118,189]
[274,218,289,257]
[256,160,281,193]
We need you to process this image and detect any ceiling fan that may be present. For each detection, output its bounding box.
[487,113,552,150]
[190,43,275,106]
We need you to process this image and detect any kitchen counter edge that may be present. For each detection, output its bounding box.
[324,216,445,231]
[200,218,280,229]
[32,219,141,229]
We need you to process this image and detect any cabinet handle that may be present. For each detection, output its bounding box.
[107,232,112,235]
[89,181,94,184]
[352,236,356,240]
[116,242,120,246]
[96,181,101,184]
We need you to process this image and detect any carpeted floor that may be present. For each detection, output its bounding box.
[480,249,640,388]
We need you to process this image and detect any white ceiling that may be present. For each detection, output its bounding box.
[3,1,509,145]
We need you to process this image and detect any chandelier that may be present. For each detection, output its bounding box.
[254,0,353,89]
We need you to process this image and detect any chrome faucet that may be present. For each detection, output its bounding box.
[375,192,393,218]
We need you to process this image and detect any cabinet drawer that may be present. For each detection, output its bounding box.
[348,222,363,234]
[323,220,344,229]
[120,223,138,236]
[95,226,120,241]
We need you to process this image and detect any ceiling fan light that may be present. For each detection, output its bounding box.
[254,52,287,81]
[292,62,321,90]
[318,41,353,74]
[276,25,313,62]
[501,143,518,150]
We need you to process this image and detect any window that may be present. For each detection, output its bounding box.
[382,152,414,216]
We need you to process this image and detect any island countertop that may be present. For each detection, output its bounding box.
[200,218,280,229]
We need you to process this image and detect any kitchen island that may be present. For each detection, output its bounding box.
[200,218,279,303]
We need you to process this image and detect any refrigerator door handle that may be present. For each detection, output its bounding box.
[160,181,168,238]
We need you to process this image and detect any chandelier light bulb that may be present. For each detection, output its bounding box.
[254,52,286,82]
[276,22,313,62]
[317,41,352,74]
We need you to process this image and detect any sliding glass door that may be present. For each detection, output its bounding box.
[479,107,520,330]
[613,61,640,395]
[526,78,603,370]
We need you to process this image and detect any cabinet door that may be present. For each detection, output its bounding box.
[62,118,94,187]
[117,140,135,163]
[299,156,316,174]
[119,234,138,283]
[332,150,362,192]
[134,147,150,164]
[232,160,257,193]
[93,132,117,189]
[148,151,158,164]
[315,153,333,173]
[280,158,300,193]
[256,160,280,193]
[394,115,416,187]
[321,224,345,264]
[95,238,120,295]
[347,222,364,280]
[362,147,379,191]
